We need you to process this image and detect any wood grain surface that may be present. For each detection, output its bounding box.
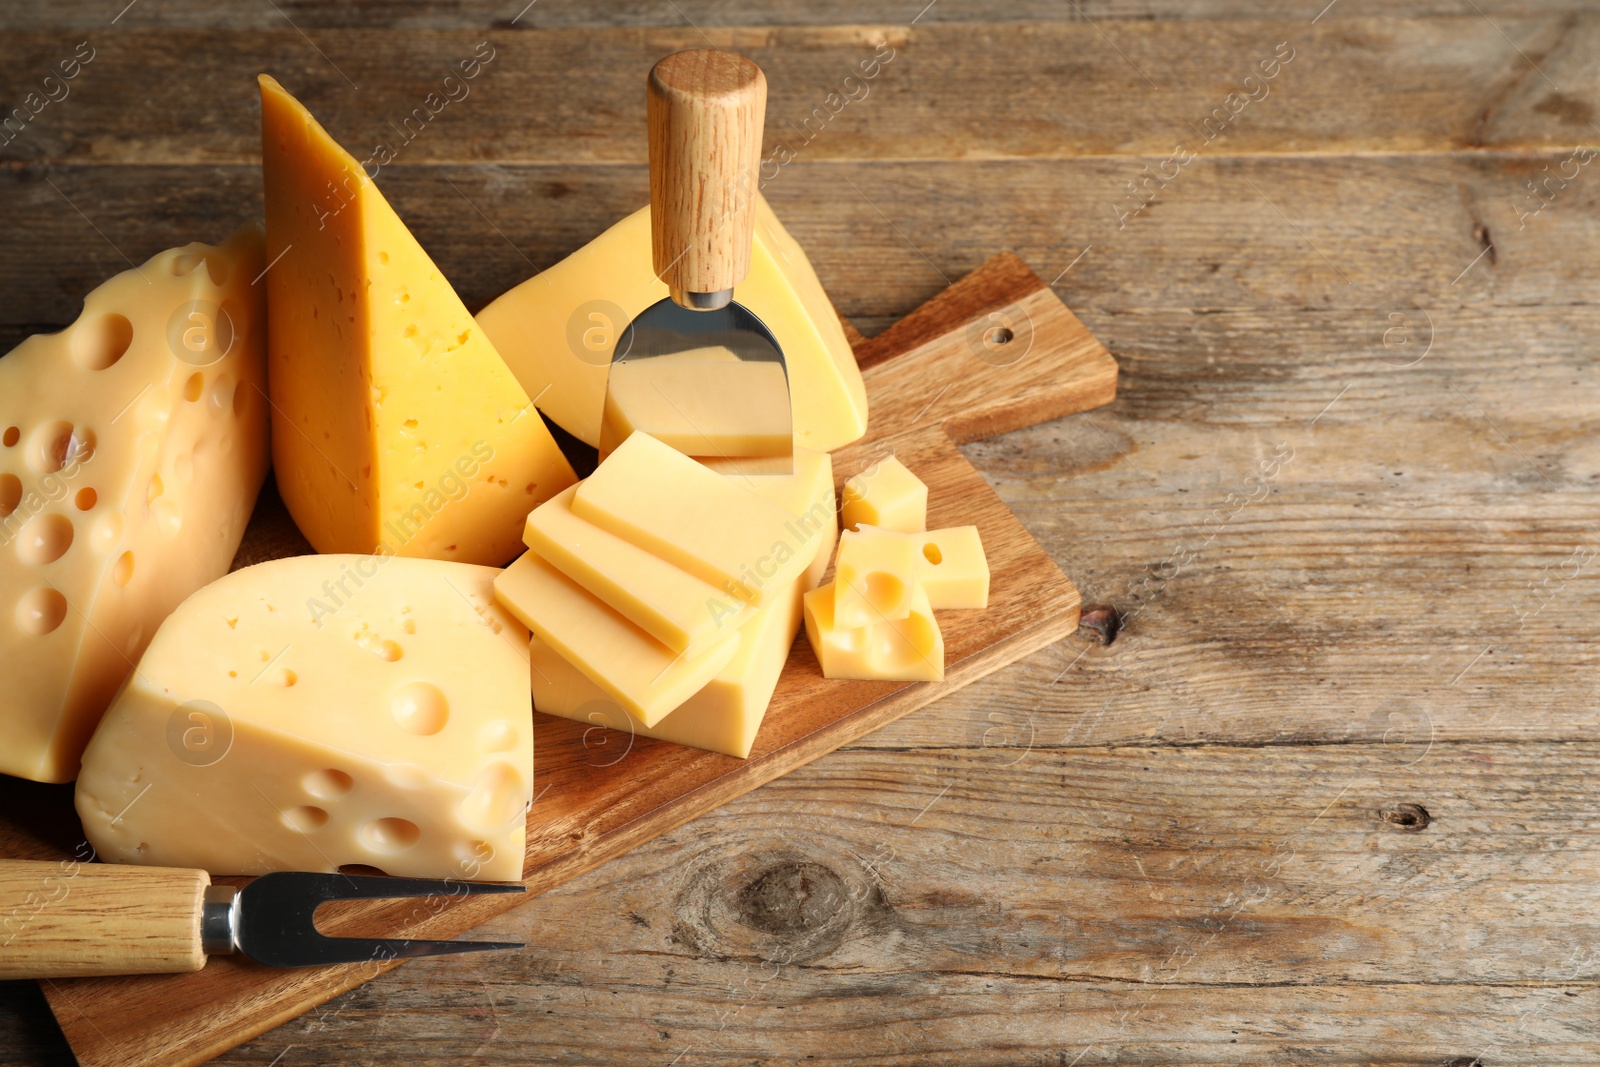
[3,0,1600,1063]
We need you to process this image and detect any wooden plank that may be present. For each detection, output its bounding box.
[1,19,1595,167]
[197,741,1600,1064]
[2,153,1595,348]
[29,254,1111,1067]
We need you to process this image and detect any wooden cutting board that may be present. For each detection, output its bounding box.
[6,250,1116,1067]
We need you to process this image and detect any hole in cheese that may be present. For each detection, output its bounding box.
[18,514,73,566]
[0,474,20,516]
[391,681,449,735]
[2,426,18,447]
[360,817,421,854]
[282,805,329,832]
[278,668,298,687]
[339,863,389,877]
[147,473,164,504]
[303,768,355,800]
[15,587,68,635]
[923,543,943,565]
[70,313,134,371]
[30,422,94,474]
[74,487,96,511]
[479,720,517,753]
[113,551,135,587]
[183,373,204,402]
[863,572,906,618]
[458,760,527,836]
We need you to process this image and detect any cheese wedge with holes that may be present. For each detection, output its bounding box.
[527,448,836,757]
[476,197,867,453]
[571,432,812,608]
[75,555,532,880]
[804,581,944,683]
[494,550,739,727]
[832,525,919,629]
[0,227,269,783]
[841,456,927,533]
[260,75,575,566]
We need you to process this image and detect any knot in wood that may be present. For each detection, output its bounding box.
[1379,802,1431,832]
[1076,604,1122,646]
[734,860,848,937]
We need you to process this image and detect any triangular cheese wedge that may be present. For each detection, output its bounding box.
[259,75,576,566]
[76,555,533,881]
[0,227,270,783]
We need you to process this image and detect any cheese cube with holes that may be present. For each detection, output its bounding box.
[915,526,989,609]
[75,556,532,881]
[570,433,813,608]
[840,456,927,533]
[476,197,867,453]
[0,227,269,783]
[260,76,575,566]
[831,525,920,629]
[803,581,944,683]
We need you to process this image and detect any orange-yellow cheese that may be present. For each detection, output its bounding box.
[76,556,533,880]
[803,581,944,683]
[832,525,920,630]
[915,526,989,609]
[476,197,867,454]
[0,227,269,783]
[259,75,575,566]
[841,456,927,533]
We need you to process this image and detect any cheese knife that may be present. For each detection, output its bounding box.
[600,49,793,473]
[0,858,523,978]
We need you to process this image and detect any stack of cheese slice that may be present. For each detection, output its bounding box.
[76,555,534,882]
[805,457,990,682]
[0,226,270,783]
[494,432,837,758]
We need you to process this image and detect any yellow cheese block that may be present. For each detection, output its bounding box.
[833,524,920,630]
[75,556,533,881]
[493,550,739,727]
[529,580,799,760]
[523,484,753,657]
[915,526,989,609]
[599,356,792,460]
[0,227,270,783]
[734,446,838,593]
[529,448,837,758]
[572,432,812,608]
[476,197,867,453]
[841,455,928,533]
[803,581,945,683]
[259,75,575,566]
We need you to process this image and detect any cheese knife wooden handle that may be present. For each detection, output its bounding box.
[0,858,213,978]
[647,48,768,305]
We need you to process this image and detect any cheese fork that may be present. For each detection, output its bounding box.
[0,858,524,978]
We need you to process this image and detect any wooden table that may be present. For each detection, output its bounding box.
[4,1,1600,1062]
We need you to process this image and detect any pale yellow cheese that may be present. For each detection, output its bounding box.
[493,550,739,727]
[832,525,920,630]
[841,456,928,533]
[476,197,867,453]
[75,556,533,881]
[259,75,575,566]
[571,432,812,608]
[803,581,944,683]
[528,448,837,758]
[523,484,753,657]
[915,526,989,609]
[0,227,270,783]
[599,357,792,461]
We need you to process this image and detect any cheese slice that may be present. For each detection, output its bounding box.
[915,526,989,609]
[476,197,867,453]
[523,484,753,657]
[529,448,837,757]
[259,75,575,566]
[599,357,792,461]
[833,525,920,630]
[493,550,739,727]
[0,227,270,783]
[841,455,928,533]
[804,581,944,683]
[571,432,812,608]
[75,555,532,881]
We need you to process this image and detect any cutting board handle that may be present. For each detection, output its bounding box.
[647,49,767,305]
[0,858,210,978]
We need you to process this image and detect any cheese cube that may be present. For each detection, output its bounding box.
[477,197,867,454]
[75,556,533,881]
[571,433,812,608]
[0,226,270,783]
[493,551,739,727]
[832,525,920,630]
[841,456,928,533]
[529,579,800,760]
[523,484,753,657]
[529,448,836,757]
[803,581,944,683]
[915,526,989,609]
[259,76,576,566]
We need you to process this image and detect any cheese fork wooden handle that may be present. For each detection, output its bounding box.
[0,859,212,978]
[647,49,768,305]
